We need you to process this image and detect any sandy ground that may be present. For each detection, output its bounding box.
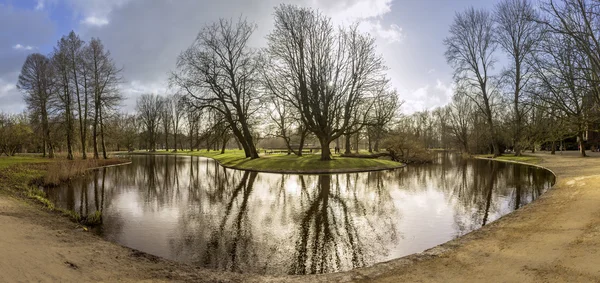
[1,151,599,282]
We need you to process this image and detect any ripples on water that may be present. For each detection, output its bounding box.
[45,153,554,275]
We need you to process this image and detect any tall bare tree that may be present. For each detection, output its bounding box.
[495,0,541,156]
[54,37,78,160]
[172,17,261,158]
[137,94,163,151]
[367,86,401,152]
[171,93,185,152]
[88,38,121,159]
[265,4,386,160]
[445,7,501,157]
[18,53,56,158]
[60,31,91,159]
[530,31,591,157]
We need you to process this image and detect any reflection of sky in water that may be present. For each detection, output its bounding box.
[45,154,554,275]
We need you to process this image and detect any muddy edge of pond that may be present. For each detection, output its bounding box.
[125,152,407,174]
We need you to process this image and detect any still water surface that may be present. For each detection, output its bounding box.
[45,153,554,275]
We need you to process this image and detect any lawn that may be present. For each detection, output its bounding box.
[477,154,541,164]
[130,149,404,173]
[0,155,49,169]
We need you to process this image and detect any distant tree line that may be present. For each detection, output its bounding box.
[400,0,600,158]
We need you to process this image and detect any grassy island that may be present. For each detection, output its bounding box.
[128,149,405,173]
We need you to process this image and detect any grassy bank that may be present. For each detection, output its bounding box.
[129,149,404,173]
[476,154,541,164]
[0,155,128,226]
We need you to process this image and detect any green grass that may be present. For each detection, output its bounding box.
[0,155,48,169]
[130,149,403,173]
[477,154,541,164]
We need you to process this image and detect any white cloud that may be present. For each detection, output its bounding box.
[317,0,403,43]
[12,44,34,50]
[400,79,454,114]
[68,0,131,28]
[81,16,109,27]
[360,21,403,43]
[35,0,45,10]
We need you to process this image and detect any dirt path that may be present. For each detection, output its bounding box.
[1,152,599,282]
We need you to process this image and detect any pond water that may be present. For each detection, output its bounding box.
[45,153,555,275]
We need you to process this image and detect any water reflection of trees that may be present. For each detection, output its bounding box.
[167,169,400,275]
[43,154,554,276]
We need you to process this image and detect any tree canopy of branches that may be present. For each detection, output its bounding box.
[172,18,261,159]
[445,7,502,157]
[495,0,542,156]
[17,53,55,158]
[264,4,387,160]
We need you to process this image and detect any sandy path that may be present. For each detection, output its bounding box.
[1,152,599,282]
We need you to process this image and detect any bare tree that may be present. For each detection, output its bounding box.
[494,0,542,156]
[137,94,163,151]
[530,30,592,157]
[171,93,185,152]
[88,38,122,159]
[160,95,173,151]
[58,31,90,159]
[445,7,501,157]
[172,17,261,158]
[265,4,386,160]
[17,53,56,158]
[366,86,401,152]
[540,0,600,105]
[53,38,77,160]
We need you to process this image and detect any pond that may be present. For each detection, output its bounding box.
[45,153,555,275]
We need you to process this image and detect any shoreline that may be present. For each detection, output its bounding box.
[2,151,599,281]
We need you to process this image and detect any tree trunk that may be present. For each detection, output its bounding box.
[344,134,351,154]
[100,109,108,159]
[296,127,308,157]
[63,84,74,160]
[354,133,360,154]
[220,135,227,154]
[551,140,556,155]
[578,131,587,157]
[319,136,331,161]
[93,99,99,159]
[165,130,169,152]
[173,132,177,153]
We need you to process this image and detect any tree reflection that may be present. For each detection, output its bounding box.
[289,174,398,275]
[42,154,554,276]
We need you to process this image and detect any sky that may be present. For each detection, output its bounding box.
[0,0,499,114]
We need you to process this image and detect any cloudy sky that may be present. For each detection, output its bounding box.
[0,0,498,114]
